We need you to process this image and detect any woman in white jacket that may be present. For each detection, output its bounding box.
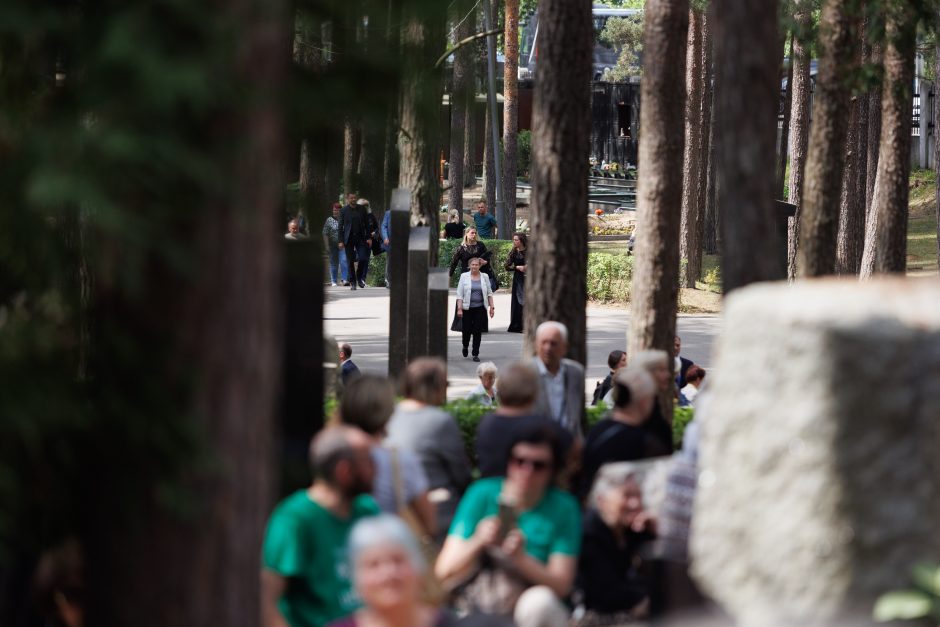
[456,257,495,362]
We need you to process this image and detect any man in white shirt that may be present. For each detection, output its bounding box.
[531,321,586,438]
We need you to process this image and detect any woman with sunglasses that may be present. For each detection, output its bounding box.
[435,428,580,627]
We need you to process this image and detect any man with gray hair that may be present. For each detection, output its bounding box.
[532,321,587,438]
[261,425,380,627]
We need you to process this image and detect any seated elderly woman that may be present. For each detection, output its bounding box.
[327,515,450,627]
[575,462,656,624]
[466,361,498,405]
[435,427,581,627]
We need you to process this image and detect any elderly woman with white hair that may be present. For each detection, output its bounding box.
[466,361,498,405]
[579,367,666,499]
[327,515,447,627]
[574,463,656,624]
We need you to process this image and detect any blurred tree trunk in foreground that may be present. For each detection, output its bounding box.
[525,0,592,365]
[786,0,813,278]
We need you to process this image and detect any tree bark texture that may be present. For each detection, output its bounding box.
[679,9,711,288]
[343,120,361,194]
[679,8,707,288]
[628,0,688,361]
[524,0,592,365]
[502,0,520,235]
[449,0,476,215]
[398,0,447,258]
[464,105,477,186]
[714,0,781,293]
[483,98,497,211]
[703,54,719,256]
[776,32,794,200]
[859,3,917,277]
[85,1,287,625]
[936,21,940,272]
[797,0,858,278]
[835,92,864,274]
[786,0,812,279]
[866,41,883,218]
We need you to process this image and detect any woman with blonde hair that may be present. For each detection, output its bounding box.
[441,209,466,240]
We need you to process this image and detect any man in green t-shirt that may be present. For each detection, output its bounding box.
[262,426,380,627]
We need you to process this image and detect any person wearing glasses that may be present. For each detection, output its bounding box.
[435,428,580,627]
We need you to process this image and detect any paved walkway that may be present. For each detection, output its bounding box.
[324,285,722,399]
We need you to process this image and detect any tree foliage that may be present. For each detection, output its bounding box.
[599,14,645,80]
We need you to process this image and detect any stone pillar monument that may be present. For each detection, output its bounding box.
[691,278,940,626]
[427,268,449,360]
[405,226,431,363]
[387,189,410,377]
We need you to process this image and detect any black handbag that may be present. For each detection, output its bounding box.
[450,303,463,332]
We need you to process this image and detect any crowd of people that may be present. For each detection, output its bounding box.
[264,323,707,627]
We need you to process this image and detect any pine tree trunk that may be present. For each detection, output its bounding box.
[786,0,812,279]
[797,0,858,278]
[776,32,794,199]
[714,0,781,293]
[502,0,520,236]
[835,92,864,274]
[398,0,447,259]
[703,55,719,256]
[464,107,477,187]
[628,0,688,362]
[449,0,476,216]
[866,41,883,217]
[859,3,917,277]
[936,19,940,273]
[483,99,497,210]
[524,0,592,365]
[679,8,705,288]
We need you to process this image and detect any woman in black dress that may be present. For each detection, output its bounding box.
[504,232,527,333]
[441,209,466,240]
[448,226,490,276]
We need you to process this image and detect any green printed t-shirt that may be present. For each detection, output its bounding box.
[448,477,581,563]
[263,490,380,627]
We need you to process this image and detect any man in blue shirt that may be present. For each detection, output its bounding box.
[472,200,498,239]
[380,208,391,288]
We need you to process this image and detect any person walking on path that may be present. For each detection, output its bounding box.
[338,192,370,290]
[504,232,528,333]
[441,209,466,240]
[472,200,498,239]
[323,203,349,286]
[532,321,586,439]
[456,258,495,362]
[380,207,391,288]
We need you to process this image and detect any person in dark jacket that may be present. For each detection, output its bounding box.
[577,462,655,621]
[504,232,528,333]
[338,193,371,290]
[592,349,627,406]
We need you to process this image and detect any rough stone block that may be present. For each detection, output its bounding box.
[690,278,940,626]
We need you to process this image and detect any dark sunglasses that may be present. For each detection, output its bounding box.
[510,455,551,473]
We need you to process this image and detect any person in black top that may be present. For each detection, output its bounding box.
[578,463,655,619]
[441,209,466,240]
[338,192,372,290]
[631,350,678,454]
[474,361,573,479]
[448,226,491,277]
[591,349,627,405]
[579,367,662,500]
[504,232,528,333]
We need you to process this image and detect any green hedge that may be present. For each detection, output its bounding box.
[368,239,634,304]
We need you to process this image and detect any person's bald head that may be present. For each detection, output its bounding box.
[308,425,374,495]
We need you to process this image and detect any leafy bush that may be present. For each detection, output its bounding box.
[673,406,694,449]
[369,240,637,303]
[517,130,532,179]
[444,399,495,468]
[587,253,634,303]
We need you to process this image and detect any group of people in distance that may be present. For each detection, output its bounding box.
[262,321,706,627]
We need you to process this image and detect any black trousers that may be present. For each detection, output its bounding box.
[345,241,371,284]
[461,306,486,356]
